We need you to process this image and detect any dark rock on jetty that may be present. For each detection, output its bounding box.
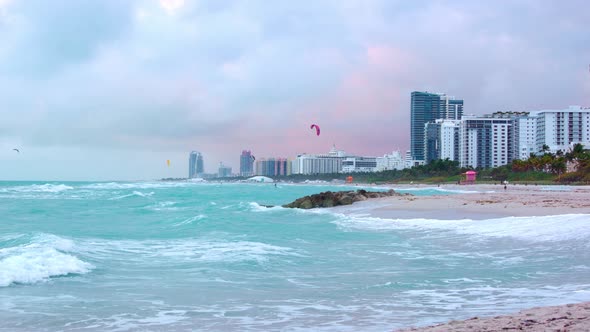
[282,189,409,209]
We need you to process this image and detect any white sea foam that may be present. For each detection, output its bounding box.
[248,202,286,212]
[333,214,590,243]
[172,214,206,226]
[82,182,202,190]
[0,183,74,193]
[0,234,93,287]
[105,310,190,331]
[249,202,337,216]
[77,238,301,264]
[109,191,155,200]
[144,200,186,212]
[302,180,329,184]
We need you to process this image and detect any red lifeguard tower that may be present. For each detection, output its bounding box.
[463,170,477,184]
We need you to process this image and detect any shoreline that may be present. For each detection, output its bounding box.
[329,183,590,220]
[330,184,590,331]
[394,301,590,332]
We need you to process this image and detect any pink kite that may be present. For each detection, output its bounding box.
[310,124,320,136]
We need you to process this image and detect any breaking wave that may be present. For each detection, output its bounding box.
[0,234,93,287]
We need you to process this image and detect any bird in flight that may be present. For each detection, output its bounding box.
[13,148,20,153]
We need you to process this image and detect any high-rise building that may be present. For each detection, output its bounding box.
[239,150,255,177]
[459,115,513,168]
[410,91,463,161]
[255,158,291,176]
[534,106,590,153]
[495,107,590,161]
[188,151,204,178]
[425,119,461,162]
[506,112,537,160]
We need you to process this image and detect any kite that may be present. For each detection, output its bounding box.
[310,124,320,136]
[166,160,171,167]
[13,148,19,153]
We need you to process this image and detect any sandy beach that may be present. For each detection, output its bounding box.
[368,183,590,220]
[395,301,590,332]
[342,184,590,331]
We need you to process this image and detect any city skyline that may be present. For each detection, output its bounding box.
[1,0,589,180]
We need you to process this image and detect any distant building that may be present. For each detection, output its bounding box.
[425,119,461,163]
[501,106,590,160]
[410,91,463,162]
[459,114,513,168]
[294,147,407,174]
[405,150,425,168]
[508,112,537,160]
[293,145,346,175]
[255,158,291,176]
[342,153,405,173]
[188,151,204,178]
[533,106,590,153]
[239,150,255,177]
[376,151,406,171]
[342,156,378,173]
[415,105,590,169]
[218,162,232,177]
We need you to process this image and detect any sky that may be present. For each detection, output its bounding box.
[1,0,589,181]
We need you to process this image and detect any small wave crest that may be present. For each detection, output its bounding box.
[0,183,74,194]
[172,214,207,226]
[78,238,301,264]
[249,202,341,216]
[0,234,93,287]
[333,214,590,243]
[248,202,286,212]
[83,182,197,190]
[109,191,155,200]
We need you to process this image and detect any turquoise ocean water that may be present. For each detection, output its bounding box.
[1,181,590,331]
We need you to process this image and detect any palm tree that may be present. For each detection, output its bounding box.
[572,143,585,157]
[550,158,566,175]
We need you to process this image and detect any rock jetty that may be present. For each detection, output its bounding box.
[282,189,409,209]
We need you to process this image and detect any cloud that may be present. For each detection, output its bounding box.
[160,0,185,15]
[0,0,135,76]
[0,0,589,179]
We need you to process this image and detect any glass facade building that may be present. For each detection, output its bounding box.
[239,150,255,177]
[255,158,291,176]
[188,151,204,178]
[410,91,463,161]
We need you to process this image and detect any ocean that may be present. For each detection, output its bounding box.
[1,181,589,331]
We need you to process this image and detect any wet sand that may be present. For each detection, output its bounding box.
[395,301,590,332]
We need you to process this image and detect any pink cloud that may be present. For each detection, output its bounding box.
[366,45,415,73]
[186,44,427,168]
[287,45,418,155]
[215,46,418,162]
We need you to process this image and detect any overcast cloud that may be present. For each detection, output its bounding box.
[1,0,589,180]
